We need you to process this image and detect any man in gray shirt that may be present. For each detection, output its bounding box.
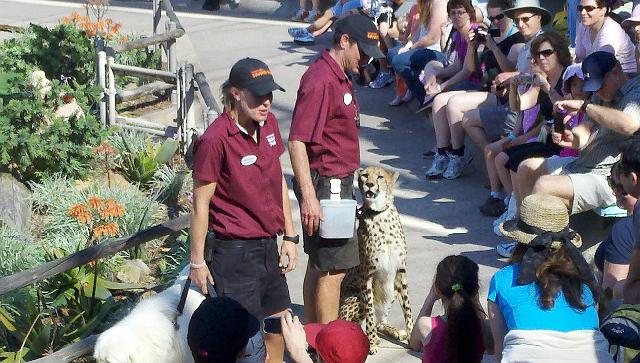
[516,51,640,215]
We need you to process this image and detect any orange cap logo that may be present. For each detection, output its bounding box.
[367,32,379,41]
[251,69,272,78]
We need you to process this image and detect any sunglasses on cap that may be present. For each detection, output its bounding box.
[577,5,601,13]
[489,13,505,22]
[513,14,539,24]
[533,48,555,58]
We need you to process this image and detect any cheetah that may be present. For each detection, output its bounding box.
[339,166,413,354]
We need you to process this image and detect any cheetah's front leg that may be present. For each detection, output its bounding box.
[363,270,379,354]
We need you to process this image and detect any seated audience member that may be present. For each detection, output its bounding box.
[288,0,363,43]
[500,52,640,257]
[489,194,612,362]
[424,0,544,175]
[367,0,405,89]
[575,0,637,74]
[488,64,587,223]
[389,12,415,106]
[618,136,640,304]
[480,33,572,215]
[621,3,640,69]
[388,0,448,105]
[594,161,637,299]
[281,313,369,363]
[188,296,263,363]
[408,255,491,363]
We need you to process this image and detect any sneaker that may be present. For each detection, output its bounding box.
[369,71,394,89]
[425,153,449,179]
[288,27,307,38]
[496,241,517,258]
[304,10,319,22]
[388,95,403,106]
[400,90,413,103]
[291,9,308,21]
[480,196,506,217]
[293,31,314,44]
[443,153,473,180]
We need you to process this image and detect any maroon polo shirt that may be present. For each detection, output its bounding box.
[192,111,285,240]
[289,50,360,178]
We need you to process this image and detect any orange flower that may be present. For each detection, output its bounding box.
[93,222,119,239]
[87,196,102,209]
[68,204,92,224]
[101,199,125,218]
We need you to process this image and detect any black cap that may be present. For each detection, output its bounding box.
[334,15,386,59]
[226,58,285,96]
[187,296,261,362]
[582,51,620,93]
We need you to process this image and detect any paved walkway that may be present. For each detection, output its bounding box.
[0,1,599,361]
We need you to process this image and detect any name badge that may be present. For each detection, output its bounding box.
[241,155,257,166]
[343,93,353,105]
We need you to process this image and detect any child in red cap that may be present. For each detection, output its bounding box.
[281,312,369,363]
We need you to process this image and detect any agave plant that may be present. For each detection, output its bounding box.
[115,132,179,190]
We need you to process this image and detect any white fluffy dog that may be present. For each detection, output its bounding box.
[94,266,204,363]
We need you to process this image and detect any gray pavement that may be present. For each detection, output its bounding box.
[0,1,606,361]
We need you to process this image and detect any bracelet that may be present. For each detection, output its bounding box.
[190,260,207,269]
[283,235,300,244]
[580,100,590,113]
[507,132,517,141]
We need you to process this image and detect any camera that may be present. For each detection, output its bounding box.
[553,112,565,133]
[263,316,282,334]
[473,28,486,42]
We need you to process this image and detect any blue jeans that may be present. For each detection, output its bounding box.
[388,45,445,104]
[566,0,579,47]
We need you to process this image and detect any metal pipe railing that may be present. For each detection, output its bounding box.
[109,62,177,81]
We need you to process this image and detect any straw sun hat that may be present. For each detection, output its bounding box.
[499,194,582,249]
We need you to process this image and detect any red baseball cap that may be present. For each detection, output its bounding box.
[303,320,369,363]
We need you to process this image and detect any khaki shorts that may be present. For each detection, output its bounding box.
[546,158,616,215]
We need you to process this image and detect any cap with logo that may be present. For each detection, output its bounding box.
[334,15,386,59]
[304,319,369,363]
[225,58,285,96]
[581,51,620,93]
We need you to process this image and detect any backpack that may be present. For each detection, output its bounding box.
[600,304,640,363]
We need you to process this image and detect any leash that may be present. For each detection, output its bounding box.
[177,277,191,315]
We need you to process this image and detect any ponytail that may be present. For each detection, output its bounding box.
[444,289,483,363]
[434,256,484,363]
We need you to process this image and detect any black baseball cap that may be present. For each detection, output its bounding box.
[187,296,261,363]
[334,15,386,59]
[225,58,285,96]
[582,51,620,93]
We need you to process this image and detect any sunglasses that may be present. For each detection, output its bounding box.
[489,13,505,22]
[513,14,538,24]
[533,48,555,58]
[577,5,601,12]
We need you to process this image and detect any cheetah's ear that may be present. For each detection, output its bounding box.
[391,172,400,186]
[356,168,365,178]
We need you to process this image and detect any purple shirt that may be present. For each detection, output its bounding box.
[452,24,482,84]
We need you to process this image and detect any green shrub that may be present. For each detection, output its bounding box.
[0,73,107,185]
[0,226,44,277]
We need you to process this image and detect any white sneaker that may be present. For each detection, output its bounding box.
[304,10,319,22]
[496,241,517,258]
[426,153,449,179]
[443,152,473,180]
[288,27,307,38]
[291,9,308,21]
[368,71,394,89]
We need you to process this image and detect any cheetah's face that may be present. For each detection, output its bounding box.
[356,166,399,212]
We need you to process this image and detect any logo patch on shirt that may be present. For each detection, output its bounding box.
[343,93,353,105]
[241,155,258,166]
[266,133,276,147]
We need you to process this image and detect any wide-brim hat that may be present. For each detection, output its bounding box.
[503,0,552,26]
[622,4,640,28]
[499,194,582,249]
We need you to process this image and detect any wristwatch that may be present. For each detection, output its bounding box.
[283,235,300,244]
[580,99,590,113]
